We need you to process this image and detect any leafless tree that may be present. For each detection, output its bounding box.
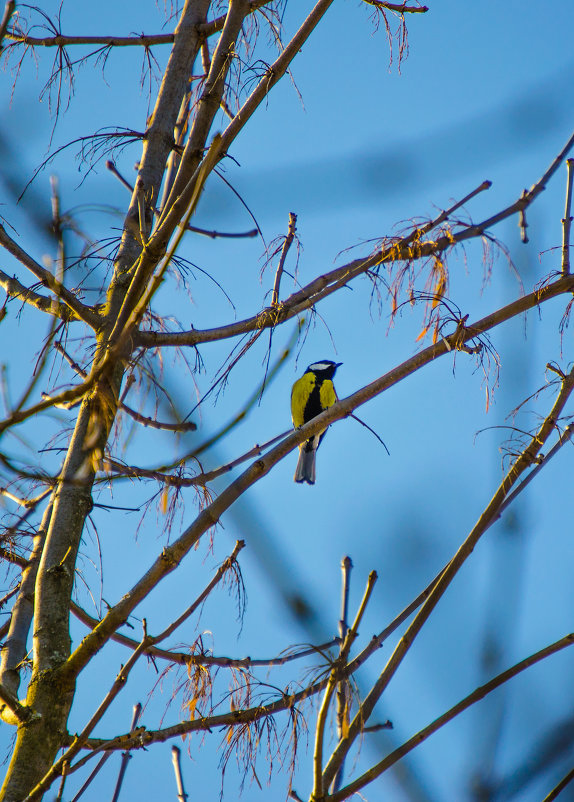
[0,2,574,801]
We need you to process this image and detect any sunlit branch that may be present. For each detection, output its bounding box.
[0,269,72,320]
[0,223,100,328]
[496,422,574,515]
[362,0,428,11]
[137,131,574,350]
[109,704,142,802]
[271,212,297,306]
[0,505,50,717]
[155,0,335,247]
[0,547,28,569]
[332,556,353,794]
[171,746,187,802]
[153,540,245,642]
[106,160,257,240]
[562,158,574,275]
[200,0,275,38]
[0,680,32,725]
[4,1,274,48]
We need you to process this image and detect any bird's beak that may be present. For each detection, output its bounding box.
[335,362,343,367]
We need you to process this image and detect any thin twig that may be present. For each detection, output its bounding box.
[350,413,390,454]
[69,598,339,667]
[171,746,187,802]
[0,0,15,52]
[562,158,574,275]
[53,342,196,432]
[362,0,428,11]
[153,540,244,642]
[271,212,297,306]
[106,160,256,240]
[69,752,113,802]
[110,703,142,802]
[541,764,574,802]
[0,223,99,328]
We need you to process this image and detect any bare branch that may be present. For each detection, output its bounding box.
[362,0,428,11]
[153,539,245,642]
[70,598,340,668]
[109,703,142,802]
[0,681,33,726]
[137,142,574,350]
[171,746,187,802]
[0,504,51,712]
[0,0,15,52]
[329,633,574,802]
[26,626,152,802]
[0,224,100,328]
[313,571,377,800]
[322,363,574,789]
[0,268,77,321]
[562,158,574,275]
[332,556,353,794]
[271,212,297,306]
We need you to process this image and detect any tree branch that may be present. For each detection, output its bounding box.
[328,633,574,802]
[321,362,574,789]
[0,269,74,320]
[0,224,100,328]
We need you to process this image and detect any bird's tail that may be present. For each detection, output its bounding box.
[294,446,316,484]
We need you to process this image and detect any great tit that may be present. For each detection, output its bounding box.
[291,360,342,484]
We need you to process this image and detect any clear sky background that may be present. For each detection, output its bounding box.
[2,2,574,801]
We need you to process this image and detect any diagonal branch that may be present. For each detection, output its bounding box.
[321,362,574,789]
[328,633,574,802]
[0,224,100,328]
[0,269,74,320]
[137,131,574,350]
[63,301,574,682]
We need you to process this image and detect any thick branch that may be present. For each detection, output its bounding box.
[0,270,75,320]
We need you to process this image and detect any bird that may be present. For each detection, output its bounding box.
[291,360,342,484]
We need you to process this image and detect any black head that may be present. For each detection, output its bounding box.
[305,360,342,380]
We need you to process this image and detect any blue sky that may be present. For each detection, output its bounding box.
[2,2,574,800]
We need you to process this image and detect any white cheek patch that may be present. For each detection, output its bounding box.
[309,361,333,371]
